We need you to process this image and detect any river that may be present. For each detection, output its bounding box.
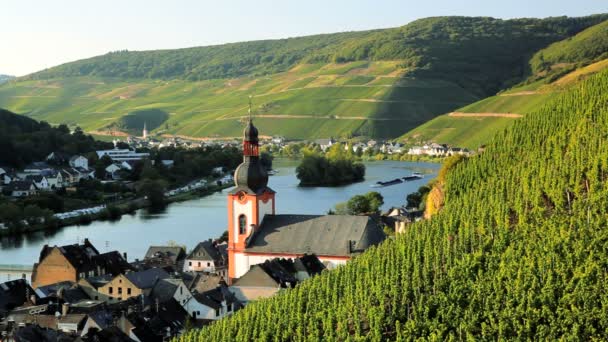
[0,160,439,266]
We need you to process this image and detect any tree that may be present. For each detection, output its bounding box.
[137,179,168,208]
[345,192,383,215]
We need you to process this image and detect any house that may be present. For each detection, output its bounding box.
[60,168,81,185]
[150,278,192,307]
[57,313,87,333]
[227,119,386,281]
[184,284,237,321]
[31,239,132,288]
[0,278,39,319]
[105,163,123,180]
[25,175,50,191]
[42,170,64,189]
[4,180,37,197]
[22,161,52,175]
[183,240,227,276]
[134,245,186,272]
[116,298,188,341]
[96,148,150,162]
[97,268,170,303]
[230,255,324,303]
[46,151,71,165]
[314,138,335,151]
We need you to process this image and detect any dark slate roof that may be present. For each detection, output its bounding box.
[191,285,236,310]
[79,326,132,342]
[34,281,74,298]
[144,246,186,263]
[293,254,326,276]
[150,278,181,303]
[232,265,281,288]
[0,279,38,316]
[186,240,223,262]
[245,214,386,256]
[125,268,169,289]
[37,240,132,277]
[25,174,46,182]
[5,180,36,191]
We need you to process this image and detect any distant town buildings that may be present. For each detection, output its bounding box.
[95,148,150,162]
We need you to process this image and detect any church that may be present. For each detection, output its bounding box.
[227,118,386,282]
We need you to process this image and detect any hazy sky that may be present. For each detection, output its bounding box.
[1,0,606,76]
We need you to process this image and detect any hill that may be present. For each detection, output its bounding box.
[0,108,112,167]
[178,69,608,340]
[1,15,607,140]
[400,19,608,148]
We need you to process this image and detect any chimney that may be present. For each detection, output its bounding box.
[123,252,127,261]
[62,303,70,316]
[84,238,90,246]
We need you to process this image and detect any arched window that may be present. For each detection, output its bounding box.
[239,215,247,235]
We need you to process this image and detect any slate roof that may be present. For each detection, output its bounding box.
[187,240,224,262]
[5,180,36,192]
[125,268,169,289]
[293,254,326,275]
[0,279,38,317]
[36,240,132,278]
[150,278,182,303]
[144,246,186,263]
[245,214,386,256]
[232,265,282,288]
[80,325,133,342]
[34,281,75,298]
[25,174,46,183]
[191,285,236,309]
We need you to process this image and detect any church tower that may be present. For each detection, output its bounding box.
[227,110,275,282]
[142,122,148,139]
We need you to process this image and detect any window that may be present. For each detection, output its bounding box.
[118,287,122,294]
[109,287,113,294]
[119,279,122,283]
[189,261,192,266]
[127,288,131,295]
[215,309,220,317]
[180,287,183,295]
[198,262,201,267]
[238,214,247,234]
[207,262,211,267]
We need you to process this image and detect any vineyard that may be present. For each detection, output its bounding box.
[177,69,608,340]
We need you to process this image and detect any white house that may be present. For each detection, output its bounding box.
[183,286,236,321]
[44,171,64,189]
[183,241,227,276]
[151,278,193,308]
[69,155,89,169]
[105,164,123,180]
[25,175,50,191]
[96,149,150,162]
[6,180,37,197]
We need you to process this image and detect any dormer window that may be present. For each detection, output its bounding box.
[239,215,247,235]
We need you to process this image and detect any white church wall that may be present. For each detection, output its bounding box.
[232,199,253,244]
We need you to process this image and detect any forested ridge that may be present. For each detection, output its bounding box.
[178,69,608,340]
[25,15,607,95]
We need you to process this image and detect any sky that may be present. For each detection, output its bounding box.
[1,0,606,76]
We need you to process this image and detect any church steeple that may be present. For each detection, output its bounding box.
[227,97,276,283]
[233,98,268,193]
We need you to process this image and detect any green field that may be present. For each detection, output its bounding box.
[0,62,478,139]
[2,16,606,140]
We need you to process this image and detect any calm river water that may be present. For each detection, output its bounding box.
[0,160,439,265]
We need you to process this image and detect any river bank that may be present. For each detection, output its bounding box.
[0,181,234,238]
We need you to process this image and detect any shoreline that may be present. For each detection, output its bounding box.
[0,182,234,238]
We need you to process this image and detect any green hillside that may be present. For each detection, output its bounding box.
[400,19,608,148]
[179,69,608,341]
[1,15,606,140]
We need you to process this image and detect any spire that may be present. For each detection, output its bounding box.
[248,95,253,121]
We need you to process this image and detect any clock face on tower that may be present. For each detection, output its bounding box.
[238,192,246,202]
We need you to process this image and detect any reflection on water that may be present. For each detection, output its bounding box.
[0,160,439,265]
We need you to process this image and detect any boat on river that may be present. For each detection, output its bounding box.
[371,173,423,187]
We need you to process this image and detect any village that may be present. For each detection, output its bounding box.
[0,120,430,341]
